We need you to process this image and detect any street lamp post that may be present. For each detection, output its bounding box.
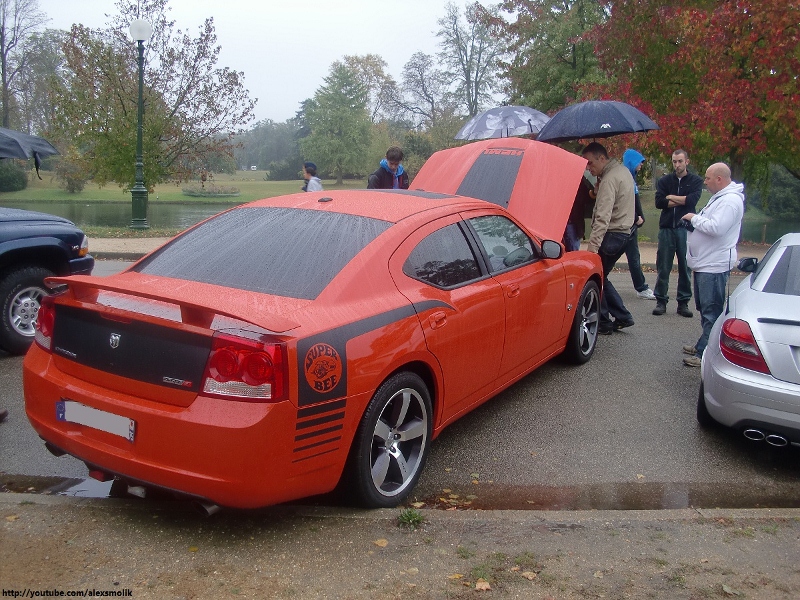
[129,19,153,229]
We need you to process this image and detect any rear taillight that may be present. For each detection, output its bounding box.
[34,294,56,351]
[202,332,287,402]
[719,318,770,374]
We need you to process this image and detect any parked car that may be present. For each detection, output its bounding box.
[0,208,94,355]
[23,138,603,511]
[697,232,800,446]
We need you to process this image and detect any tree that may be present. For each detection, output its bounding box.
[15,28,65,135]
[300,62,371,184]
[489,0,608,113]
[436,2,505,117]
[0,0,47,128]
[586,0,800,184]
[335,54,397,123]
[50,0,255,188]
[393,51,456,129]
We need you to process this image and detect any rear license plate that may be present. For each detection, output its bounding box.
[56,400,136,442]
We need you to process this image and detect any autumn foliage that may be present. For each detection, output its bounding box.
[584,0,800,180]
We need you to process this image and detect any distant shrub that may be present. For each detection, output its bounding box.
[54,154,88,193]
[0,160,28,191]
[181,183,240,197]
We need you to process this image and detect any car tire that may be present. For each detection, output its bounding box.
[696,382,717,428]
[563,280,600,364]
[347,372,432,508]
[0,265,53,355]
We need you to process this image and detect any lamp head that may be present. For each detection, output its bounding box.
[129,19,153,42]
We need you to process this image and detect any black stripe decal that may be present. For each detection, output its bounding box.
[292,447,339,463]
[296,300,452,406]
[295,412,345,430]
[295,424,344,442]
[297,399,347,418]
[294,436,342,453]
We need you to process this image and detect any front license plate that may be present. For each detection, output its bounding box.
[56,400,136,442]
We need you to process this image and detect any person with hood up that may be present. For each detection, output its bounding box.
[680,162,745,367]
[622,149,656,300]
[367,146,409,189]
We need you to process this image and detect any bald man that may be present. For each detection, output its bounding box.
[680,162,745,367]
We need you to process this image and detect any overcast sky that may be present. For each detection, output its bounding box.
[36,0,484,125]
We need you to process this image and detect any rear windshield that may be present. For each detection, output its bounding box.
[761,244,800,296]
[133,207,391,299]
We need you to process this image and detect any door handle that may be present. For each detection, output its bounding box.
[429,311,447,329]
[506,284,520,298]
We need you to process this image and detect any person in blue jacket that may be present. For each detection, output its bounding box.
[622,149,656,300]
[367,146,409,189]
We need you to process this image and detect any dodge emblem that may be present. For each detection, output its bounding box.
[109,333,121,349]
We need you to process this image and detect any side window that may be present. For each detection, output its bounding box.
[469,215,535,272]
[403,224,482,288]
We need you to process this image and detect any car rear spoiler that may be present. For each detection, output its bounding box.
[45,275,302,333]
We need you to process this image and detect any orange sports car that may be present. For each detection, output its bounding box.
[23,138,603,510]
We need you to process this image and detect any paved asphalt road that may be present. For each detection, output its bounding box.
[1,261,798,511]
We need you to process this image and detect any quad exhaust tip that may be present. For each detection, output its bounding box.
[743,428,789,447]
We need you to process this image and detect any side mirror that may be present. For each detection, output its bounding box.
[541,240,563,260]
[737,257,758,273]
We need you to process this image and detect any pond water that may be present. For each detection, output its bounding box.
[4,199,799,244]
[4,200,239,231]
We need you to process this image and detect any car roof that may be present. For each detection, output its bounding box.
[244,189,493,224]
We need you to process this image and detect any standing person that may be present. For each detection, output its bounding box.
[302,162,323,192]
[562,175,594,251]
[582,142,636,335]
[622,149,656,300]
[681,163,745,367]
[367,146,409,190]
[653,149,704,317]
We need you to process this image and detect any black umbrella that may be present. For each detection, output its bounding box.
[536,100,659,144]
[455,105,550,140]
[0,127,59,179]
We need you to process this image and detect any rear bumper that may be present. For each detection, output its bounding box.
[701,346,800,439]
[22,346,352,508]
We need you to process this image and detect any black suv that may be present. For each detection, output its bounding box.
[0,208,94,354]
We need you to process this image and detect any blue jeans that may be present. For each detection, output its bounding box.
[654,227,692,305]
[624,227,649,292]
[692,271,729,356]
[599,231,634,325]
[563,223,581,252]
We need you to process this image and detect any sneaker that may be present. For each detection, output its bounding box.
[677,304,694,318]
[683,355,702,368]
[614,318,635,330]
[652,302,666,316]
[636,288,656,300]
[0,409,7,423]
[682,344,697,355]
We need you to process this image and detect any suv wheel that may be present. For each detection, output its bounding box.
[0,266,53,355]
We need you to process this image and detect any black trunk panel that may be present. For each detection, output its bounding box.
[52,305,211,392]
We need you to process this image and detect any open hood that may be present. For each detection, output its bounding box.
[411,137,587,241]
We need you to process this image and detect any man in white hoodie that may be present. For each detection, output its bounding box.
[680,162,745,367]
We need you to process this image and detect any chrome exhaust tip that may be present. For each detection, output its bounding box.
[743,428,765,441]
[765,434,789,447]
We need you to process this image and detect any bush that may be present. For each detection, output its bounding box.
[54,154,88,193]
[0,160,28,191]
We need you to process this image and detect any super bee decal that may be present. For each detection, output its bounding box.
[304,343,343,393]
[296,300,453,406]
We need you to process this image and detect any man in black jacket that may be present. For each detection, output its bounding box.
[652,149,704,317]
[367,146,409,189]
